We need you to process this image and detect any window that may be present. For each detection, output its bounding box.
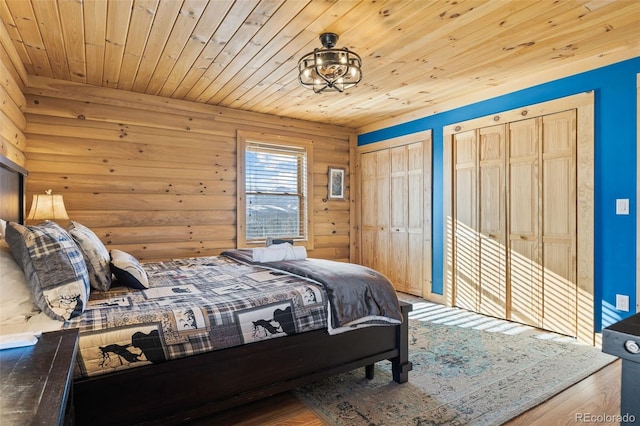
[237,132,314,248]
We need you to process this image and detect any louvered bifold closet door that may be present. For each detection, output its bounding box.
[360,140,428,297]
[508,118,543,328]
[453,112,577,336]
[453,130,479,312]
[406,142,425,296]
[360,150,390,278]
[447,95,590,340]
[477,125,507,319]
[388,143,425,295]
[390,146,409,292]
[540,110,577,337]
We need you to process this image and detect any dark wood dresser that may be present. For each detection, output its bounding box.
[602,313,640,425]
[0,329,79,425]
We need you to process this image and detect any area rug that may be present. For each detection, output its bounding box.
[294,310,616,426]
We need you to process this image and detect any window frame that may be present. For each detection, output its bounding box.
[237,131,314,249]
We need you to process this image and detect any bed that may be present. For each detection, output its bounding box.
[0,154,412,425]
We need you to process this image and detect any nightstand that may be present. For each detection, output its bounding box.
[603,314,640,425]
[0,328,79,425]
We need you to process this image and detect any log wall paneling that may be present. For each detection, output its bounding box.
[21,76,355,262]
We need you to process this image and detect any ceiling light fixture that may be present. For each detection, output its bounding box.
[298,32,362,93]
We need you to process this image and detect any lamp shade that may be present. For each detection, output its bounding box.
[27,190,69,222]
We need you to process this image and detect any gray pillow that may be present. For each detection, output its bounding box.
[67,221,112,291]
[5,221,90,321]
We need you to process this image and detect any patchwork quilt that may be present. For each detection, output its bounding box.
[66,255,327,378]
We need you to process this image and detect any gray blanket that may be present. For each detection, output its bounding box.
[221,250,402,333]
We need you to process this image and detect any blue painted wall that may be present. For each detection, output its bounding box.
[359,57,639,331]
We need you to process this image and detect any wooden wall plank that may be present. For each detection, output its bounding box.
[144,0,210,95]
[0,82,24,129]
[25,116,238,149]
[82,0,106,86]
[0,2,29,83]
[107,241,237,262]
[26,156,237,181]
[0,133,25,166]
[25,75,354,136]
[57,0,86,83]
[93,224,237,245]
[27,173,236,197]
[130,0,183,92]
[0,15,26,169]
[117,0,159,91]
[191,0,304,104]
[24,94,260,137]
[1,109,25,149]
[30,0,70,80]
[183,0,278,102]
[4,0,52,77]
[153,0,238,97]
[102,0,132,88]
[52,192,235,212]
[26,135,236,168]
[70,209,236,228]
[170,0,280,99]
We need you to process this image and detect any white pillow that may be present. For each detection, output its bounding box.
[110,249,149,289]
[0,245,40,324]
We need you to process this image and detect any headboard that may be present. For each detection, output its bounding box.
[0,155,28,224]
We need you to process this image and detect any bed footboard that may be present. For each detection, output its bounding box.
[365,301,413,383]
[392,301,413,383]
[73,302,412,425]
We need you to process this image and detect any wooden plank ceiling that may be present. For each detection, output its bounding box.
[1,0,638,131]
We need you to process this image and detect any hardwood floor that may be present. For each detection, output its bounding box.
[194,295,622,425]
[504,359,621,426]
[197,357,621,425]
[189,392,324,426]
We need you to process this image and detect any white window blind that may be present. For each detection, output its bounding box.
[245,141,308,242]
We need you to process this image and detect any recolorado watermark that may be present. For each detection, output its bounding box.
[576,413,636,423]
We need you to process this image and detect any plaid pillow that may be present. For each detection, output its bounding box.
[5,221,90,321]
[68,221,112,291]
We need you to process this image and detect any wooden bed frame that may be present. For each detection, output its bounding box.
[75,304,412,424]
[1,155,412,425]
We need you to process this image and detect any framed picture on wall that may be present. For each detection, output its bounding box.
[328,167,345,200]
